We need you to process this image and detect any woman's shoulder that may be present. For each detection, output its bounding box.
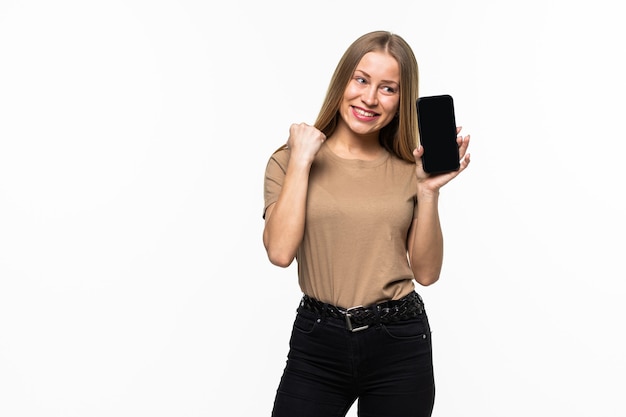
[267,145,290,165]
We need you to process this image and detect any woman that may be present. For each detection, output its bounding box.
[263,30,470,417]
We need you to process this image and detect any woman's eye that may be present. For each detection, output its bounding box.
[355,77,366,84]
[382,86,397,94]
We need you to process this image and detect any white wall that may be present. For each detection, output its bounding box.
[1,1,624,416]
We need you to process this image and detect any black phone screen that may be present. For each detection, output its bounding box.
[416,95,460,174]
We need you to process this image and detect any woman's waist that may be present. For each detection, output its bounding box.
[298,290,425,332]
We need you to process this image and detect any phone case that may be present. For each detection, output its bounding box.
[416,94,460,174]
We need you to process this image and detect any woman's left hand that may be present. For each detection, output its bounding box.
[412,126,471,195]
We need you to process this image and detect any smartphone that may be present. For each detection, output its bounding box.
[416,94,460,174]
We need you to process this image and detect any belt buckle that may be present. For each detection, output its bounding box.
[345,306,368,332]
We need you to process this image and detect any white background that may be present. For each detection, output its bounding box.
[1,1,624,416]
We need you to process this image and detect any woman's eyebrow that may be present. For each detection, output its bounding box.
[354,69,399,85]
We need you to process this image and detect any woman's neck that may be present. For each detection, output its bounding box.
[326,123,383,161]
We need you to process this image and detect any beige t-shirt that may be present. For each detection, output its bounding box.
[264,142,418,309]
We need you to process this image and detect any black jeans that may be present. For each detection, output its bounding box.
[271,294,435,417]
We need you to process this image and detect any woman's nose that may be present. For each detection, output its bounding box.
[361,86,378,106]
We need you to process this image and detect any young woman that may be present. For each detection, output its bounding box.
[263,30,470,417]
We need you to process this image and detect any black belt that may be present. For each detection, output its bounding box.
[299,291,424,332]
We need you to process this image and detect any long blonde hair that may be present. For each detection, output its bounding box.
[315,31,419,162]
[274,31,419,162]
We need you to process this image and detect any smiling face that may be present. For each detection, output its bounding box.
[337,51,401,138]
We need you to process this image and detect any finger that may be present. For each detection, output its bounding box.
[458,153,471,171]
[458,134,470,157]
[412,146,425,170]
[413,147,424,163]
[456,126,462,135]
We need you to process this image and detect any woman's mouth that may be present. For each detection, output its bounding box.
[352,106,379,120]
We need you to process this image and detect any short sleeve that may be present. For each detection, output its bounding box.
[263,148,290,219]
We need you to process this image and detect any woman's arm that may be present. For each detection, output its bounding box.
[263,123,326,267]
[407,192,444,286]
[408,129,471,285]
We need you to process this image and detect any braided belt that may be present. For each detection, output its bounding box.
[299,292,424,332]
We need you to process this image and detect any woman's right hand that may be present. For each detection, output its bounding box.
[286,123,326,164]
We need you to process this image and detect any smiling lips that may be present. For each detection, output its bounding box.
[352,106,379,121]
